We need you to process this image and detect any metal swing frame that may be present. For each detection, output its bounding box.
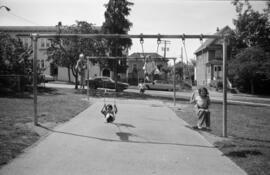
[22,33,228,137]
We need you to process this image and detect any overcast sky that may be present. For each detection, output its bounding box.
[0,0,267,63]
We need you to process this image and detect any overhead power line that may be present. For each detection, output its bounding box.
[8,11,41,26]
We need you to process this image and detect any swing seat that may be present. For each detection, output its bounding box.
[106,113,115,123]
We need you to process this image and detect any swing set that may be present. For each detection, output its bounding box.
[19,33,229,137]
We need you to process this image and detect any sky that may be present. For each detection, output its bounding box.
[0,0,267,64]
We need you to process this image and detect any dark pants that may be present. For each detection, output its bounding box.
[197,109,210,128]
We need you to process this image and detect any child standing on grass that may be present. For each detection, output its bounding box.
[190,87,211,130]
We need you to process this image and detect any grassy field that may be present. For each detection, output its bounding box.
[0,87,90,167]
[174,100,270,175]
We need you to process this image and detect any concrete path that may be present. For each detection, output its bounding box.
[0,99,247,175]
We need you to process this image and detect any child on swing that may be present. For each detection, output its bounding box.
[190,87,211,130]
[101,104,118,123]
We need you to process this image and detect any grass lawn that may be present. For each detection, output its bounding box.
[174,100,270,175]
[0,87,90,167]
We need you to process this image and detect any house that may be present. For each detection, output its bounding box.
[0,26,128,82]
[194,26,232,86]
[127,52,168,84]
[0,26,57,77]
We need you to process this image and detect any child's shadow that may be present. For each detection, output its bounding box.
[113,123,135,128]
[116,132,136,141]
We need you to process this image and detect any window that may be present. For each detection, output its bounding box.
[218,66,222,71]
[40,39,51,48]
[46,40,50,47]
[40,39,45,48]
[22,38,29,48]
[37,60,40,68]
[215,50,222,58]
[132,64,137,73]
[41,60,45,68]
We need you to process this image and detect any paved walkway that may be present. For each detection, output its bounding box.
[0,99,247,175]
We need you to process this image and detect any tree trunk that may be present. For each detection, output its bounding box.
[75,72,78,89]
[68,66,71,82]
[250,79,255,94]
[114,59,118,92]
[71,66,78,89]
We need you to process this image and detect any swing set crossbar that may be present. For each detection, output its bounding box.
[86,56,127,60]
[86,56,176,61]
[17,33,227,39]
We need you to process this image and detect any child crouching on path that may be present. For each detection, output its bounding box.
[138,80,146,94]
[190,87,211,130]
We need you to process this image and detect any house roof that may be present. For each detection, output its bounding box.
[0,26,58,33]
[128,52,169,62]
[194,26,232,54]
[128,52,163,59]
[0,26,101,33]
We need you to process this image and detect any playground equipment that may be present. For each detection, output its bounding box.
[19,33,228,137]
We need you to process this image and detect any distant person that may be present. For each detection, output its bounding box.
[190,87,211,130]
[138,80,146,94]
[101,104,118,123]
[145,75,150,82]
[75,53,86,89]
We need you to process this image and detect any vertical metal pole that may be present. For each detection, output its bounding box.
[137,69,139,85]
[173,58,176,107]
[87,57,90,101]
[164,41,167,58]
[222,37,228,137]
[32,34,38,126]
[181,47,183,81]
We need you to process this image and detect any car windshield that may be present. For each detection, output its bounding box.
[101,77,113,81]
[155,80,169,84]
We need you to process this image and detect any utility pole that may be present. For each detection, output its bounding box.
[161,40,171,58]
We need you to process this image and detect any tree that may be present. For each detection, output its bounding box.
[232,3,270,52]
[229,46,270,93]
[47,21,105,89]
[229,0,270,94]
[0,33,33,91]
[102,0,133,84]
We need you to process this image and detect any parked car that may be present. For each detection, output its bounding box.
[144,80,179,91]
[40,74,54,83]
[85,76,129,92]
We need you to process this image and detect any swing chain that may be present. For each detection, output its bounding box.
[140,33,144,44]
[156,34,161,53]
[140,35,145,59]
[200,34,204,44]
[139,35,146,83]
[182,33,186,41]
[181,36,191,83]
